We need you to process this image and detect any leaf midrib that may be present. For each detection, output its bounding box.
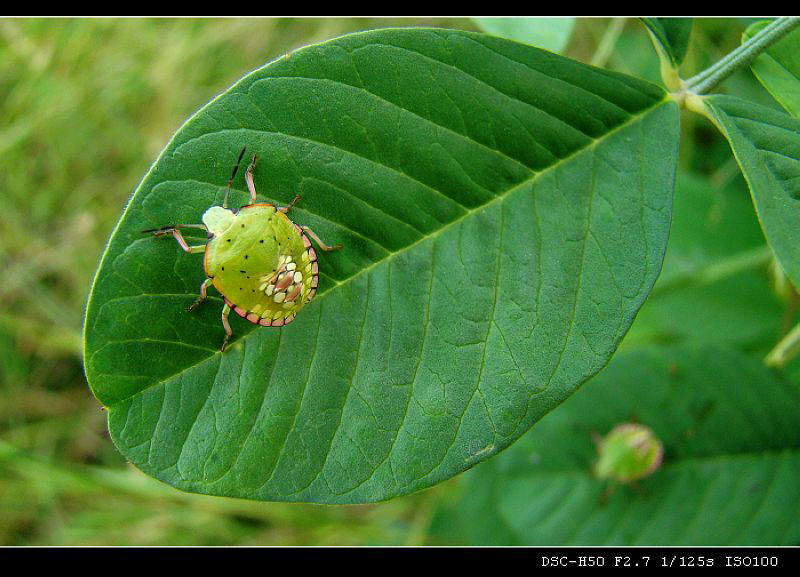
[100,94,672,409]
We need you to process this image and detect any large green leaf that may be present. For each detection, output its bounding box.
[431,346,800,545]
[472,18,574,53]
[744,20,800,118]
[642,18,693,68]
[83,28,678,503]
[700,95,800,290]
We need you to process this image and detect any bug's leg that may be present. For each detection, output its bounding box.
[223,146,247,209]
[245,153,259,204]
[220,304,233,352]
[277,194,302,213]
[168,230,206,253]
[301,226,343,252]
[142,223,207,235]
[143,224,207,253]
[188,278,213,312]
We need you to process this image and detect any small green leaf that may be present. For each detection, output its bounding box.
[431,346,800,545]
[84,28,678,503]
[744,20,800,118]
[642,18,693,68]
[700,94,800,290]
[472,18,574,53]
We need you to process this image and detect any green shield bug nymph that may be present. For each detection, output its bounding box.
[143,147,342,351]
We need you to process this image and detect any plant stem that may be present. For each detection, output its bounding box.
[765,321,800,368]
[590,18,627,68]
[685,17,800,94]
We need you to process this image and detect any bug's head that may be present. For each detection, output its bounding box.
[202,206,235,236]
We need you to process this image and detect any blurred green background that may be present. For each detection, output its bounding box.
[0,17,793,545]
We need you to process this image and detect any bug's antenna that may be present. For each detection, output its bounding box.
[223,146,247,209]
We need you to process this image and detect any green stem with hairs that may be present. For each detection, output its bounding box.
[685,17,800,95]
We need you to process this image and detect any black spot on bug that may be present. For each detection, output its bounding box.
[239,270,247,274]
[244,255,248,259]
[260,240,264,243]
[221,267,225,271]
[227,239,231,242]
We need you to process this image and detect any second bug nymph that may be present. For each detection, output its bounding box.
[143,147,343,351]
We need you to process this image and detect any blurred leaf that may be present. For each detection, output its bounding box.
[642,18,693,68]
[744,20,800,118]
[657,172,765,285]
[472,18,574,53]
[622,172,782,349]
[605,25,662,85]
[701,95,800,290]
[431,346,800,545]
[84,28,678,503]
[626,271,781,350]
